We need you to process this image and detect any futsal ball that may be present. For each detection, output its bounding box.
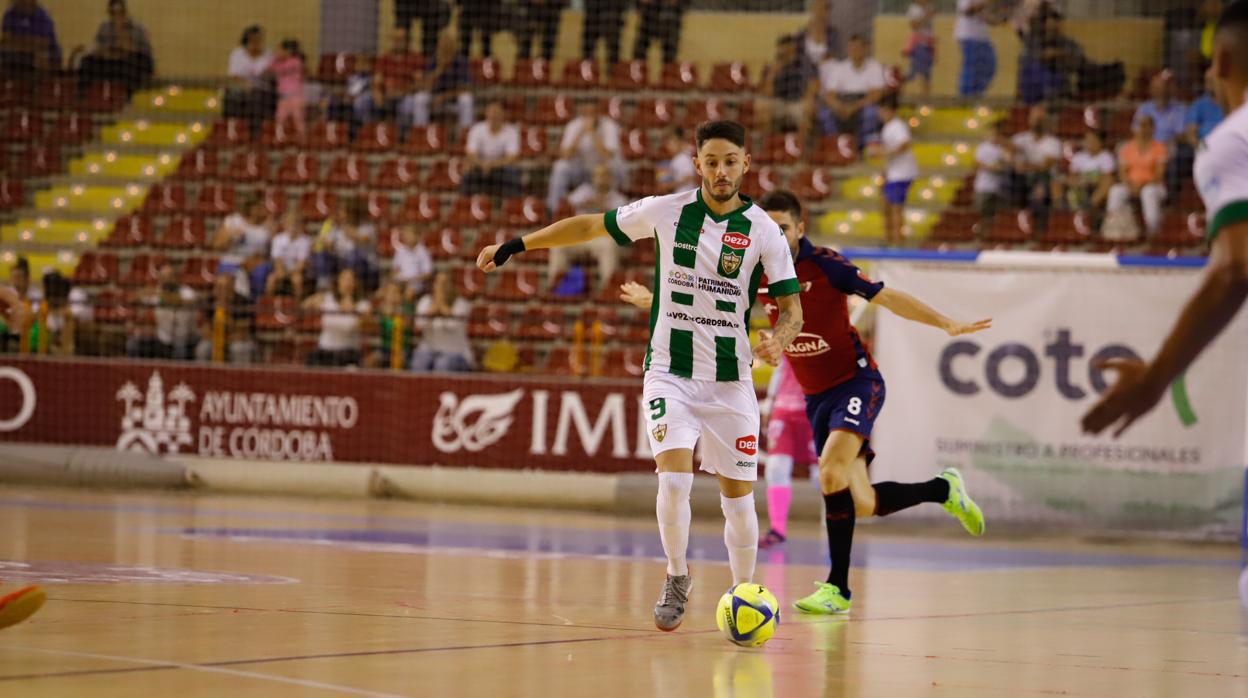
[716,583,780,647]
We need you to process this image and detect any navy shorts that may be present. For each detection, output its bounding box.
[883,180,912,205]
[806,376,885,466]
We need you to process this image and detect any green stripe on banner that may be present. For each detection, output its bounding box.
[715,300,735,312]
[714,336,738,382]
[1170,373,1198,427]
[670,329,694,378]
[673,202,705,269]
[671,291,694,305]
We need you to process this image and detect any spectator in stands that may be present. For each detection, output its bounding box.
[406,31,473,132]
[462,100,521,199]
[267,210,311,299]
[798,0,838,67]
[1010,106,1062,230]
[755,35,817,140]
[656,127,697,194]
[583,0,626,65]
[955,0,998,98]
[75,0,152,95]
[1056,130,1115,227]
[0,0,59,74]
[225,25,274,137]
[458,0,502,58]
[196,272,256,364]
[212,193,273,298]
[632,0,689,65]
[873,94,918,247]
[1171,71,1224,200]
[304,268,371,368]
[817,34,886,145]
[1108,114,1168,238]
[269,39,307,139]
[518,0,566,62]
[27,271,72,355]
[394,0,450,58]
[1134,72,1186,147]
[412,269,474,373]
[550,163,625,294]
[546,98,625,214]
[355,26,416,124]
[973,120,1013,231]
[904,0,936,102]
[1018,5,1086,105]
[369,279,411,369]
[129,262,196,360]
[0,258,32,352]
[313,197,378,292]
[392,224,433,301]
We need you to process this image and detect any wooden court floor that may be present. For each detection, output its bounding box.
[0,485,1244,698]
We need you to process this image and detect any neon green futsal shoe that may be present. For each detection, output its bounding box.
[793,582,851,615]
[938,467,985,536]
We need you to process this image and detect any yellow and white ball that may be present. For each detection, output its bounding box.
[716,583,780,647]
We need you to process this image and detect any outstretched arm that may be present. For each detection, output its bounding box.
[871,286,992,336]
[476,214,609,272]
[1082,222,1248,437]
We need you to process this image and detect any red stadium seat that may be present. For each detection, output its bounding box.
[621,128,650,161]
[501,197,547,228]
[401,124,445,155]
[142,183,187,214]
[425,158,463,191]
[376,157,421,189]
[206,118,250,147]
[355,121,399,153]
[931,210,980,244]
[532,95,574,126]
[608,60,648,91]
[80,80,125,112]
[316,52,356,84]
[259,119,306,150]
[174,148,218,181]
[758,133,803,165]
[179,256,218,290]
[468,304,511,339]
[458,266,486,298]
[72,252,118,286]
[15,143,61,177]
[0,179,24,212]
[471,57,502,85]
[984,210,1034,244]
[120,254,164,287]
[741,166,780,197]
[521,126,548,158]
[789,168,834,201]
[102,214,153,248]
[682,99,727,129]
[423,227,463,260]
[399,192,442,224]
[1,109,40,143]
[157,215,207,250]
[487,269,541,302]
[0,77,30,108]
[447,194,494,227]
[542,346,581,375]
[48,111,93,144]
[516,306,563,340]
[299,190,339,219]
[512,58,552,87]
[194,184,237,215]
[658,61,698,91]
[33,76,74,110]
[810,135,857,167]
[364,191,392,220]
[262,188,288,216]
[635,98,676,129]
[225,150,269,182]
[325,154,371,187]
[560,59,600,89]
[307,121,351,151]
[275,152,320,185]
[256,295,299,331]
[709,62,751,91]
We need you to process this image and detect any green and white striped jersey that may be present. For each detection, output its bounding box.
[604,188,800,382]
[1194,101,1248,242]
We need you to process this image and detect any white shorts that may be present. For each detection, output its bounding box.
[643,371,761,481]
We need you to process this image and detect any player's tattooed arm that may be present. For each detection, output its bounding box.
[871,287,992,337]
[756,293,802,366]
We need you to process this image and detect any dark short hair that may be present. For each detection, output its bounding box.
[12,257,29,275]
[777,34,797,47]
[1087,129,1106,142]
[281,38,300,53]
[1219,0,1248,31]
[758,189,803,221]
[240,24,263,47]
[849,34,867,43]
[695,120,746,150]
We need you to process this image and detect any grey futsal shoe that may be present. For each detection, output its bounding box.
[653,574,693,631]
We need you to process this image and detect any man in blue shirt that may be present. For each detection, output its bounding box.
[1169,72,1225,199]
[0,0,60,73]
[1133,72,1187,145]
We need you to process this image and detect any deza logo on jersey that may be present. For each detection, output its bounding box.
[937,328,1198,426]
[722,233,751,250]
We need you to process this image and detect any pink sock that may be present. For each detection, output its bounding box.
[768,486,792,536]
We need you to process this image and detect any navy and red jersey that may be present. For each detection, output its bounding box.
[759,237,883,395]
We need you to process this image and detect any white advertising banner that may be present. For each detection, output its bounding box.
[872,262,1248,537]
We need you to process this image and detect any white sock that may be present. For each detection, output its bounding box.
[656,472,694,577]
[721,492,759,585]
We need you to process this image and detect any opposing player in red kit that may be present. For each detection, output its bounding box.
[755,190,991,614]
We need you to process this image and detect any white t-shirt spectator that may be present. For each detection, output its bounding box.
[270,231,311,270]
[659,147,698,191]
[1011,131,1063,171]
[318,295,370,351]
[228,47,273,88]
[955,0,992,41]
[221,213,270,264]
[155,285,198,346]
[819,58,887,96]
[881,118,920,183]
[393,237,433,287]
[974,140,1008,193]
[1069,150,1115,180]
[559,116,621,162]
[465,121,521,163]
[329,222,377,258]
[415,295,473,359]
[568,184,627,215]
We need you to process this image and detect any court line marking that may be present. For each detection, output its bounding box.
[0,646,409,697]
[820,594,1238,624]
[44,596,657,634]
[0,634,655,683]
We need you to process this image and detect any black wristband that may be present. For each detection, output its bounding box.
[493,237,526,268]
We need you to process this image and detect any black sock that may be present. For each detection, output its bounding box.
[823,488,855,597]
[872,478,950,517]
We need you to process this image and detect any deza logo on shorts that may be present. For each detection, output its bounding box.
[735,435,757,456]
[938,328,1198,426]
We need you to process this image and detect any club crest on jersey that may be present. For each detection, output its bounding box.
[717,232,749,278]
[652,424,668,443]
